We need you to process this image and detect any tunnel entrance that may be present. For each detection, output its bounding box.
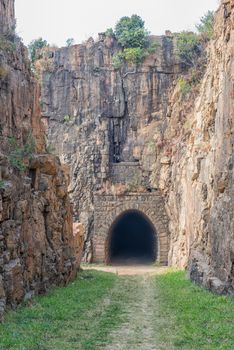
[108,210,157,265]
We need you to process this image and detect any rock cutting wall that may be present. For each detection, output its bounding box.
[40,0,234,294]
[0,0,82,319]
[153,0,234,294]
[39,34,180,259]
[0,0,15,36]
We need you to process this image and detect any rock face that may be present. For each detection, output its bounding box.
[40,0,233,294]
[0,0,82,319]
[0,0,15,36]
[39,34,180,259]
[157,0,234,294]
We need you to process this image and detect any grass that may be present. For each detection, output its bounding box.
[154,271,234,350]
[0,270,126,350]
[0,269,233,350]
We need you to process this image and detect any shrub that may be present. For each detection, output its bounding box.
[109,15,158,69]
[105,28,114,37]
[46,143,56,154]
[115,15,148,48]
[0,37,16,52]
[8,133,36,172]
[196,11,214,40]
[66,38,75,47]
[177,77,192,96]
[127,174,144,192]
[112,54,122,70]
[176,31,201,68]
[0,180,5,189]
[0,65,9,79]
[28,38,48,62]
[122,47,146,64]
[63,115,73,124]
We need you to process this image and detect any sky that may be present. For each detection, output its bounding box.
[15,0,220,47]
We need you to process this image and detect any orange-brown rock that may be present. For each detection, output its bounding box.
[0,0,82,319]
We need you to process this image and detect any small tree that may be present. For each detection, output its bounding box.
[176,31,201,68]
[196,11,214,40]
[114,15,149,48]
[105,28,114,37]
[28,38,48,62]
[66,38,75,47]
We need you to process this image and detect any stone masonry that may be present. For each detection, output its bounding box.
[93,192,169,264]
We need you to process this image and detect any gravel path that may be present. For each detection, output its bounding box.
[103,274,160,350]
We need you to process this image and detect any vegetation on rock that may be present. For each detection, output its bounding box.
[66,38,75,47]
[177,77,192,96]
[107,15,157,68]
[0,65,9,79]
[196,10,214,40]
[28,37,48,62]
[0,36,16,52]
[176,31,201,68]
[176,11,214,69]
[115,15,149,48]
[8,133,35,172]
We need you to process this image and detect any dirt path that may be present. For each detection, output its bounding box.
[101,274,156,350]
[82,264,172,350]
[82,264,175,350]
[82,263,168,276]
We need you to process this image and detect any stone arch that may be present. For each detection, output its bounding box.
[93,193,169,265]
[105,209,158,264]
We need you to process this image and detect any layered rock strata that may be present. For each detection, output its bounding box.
[154,0,234,294]
[0,0,82,319]
[39,34,180,259]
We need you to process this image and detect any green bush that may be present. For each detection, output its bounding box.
[8,133,36,172]
[177,77,192,96]
[122,47,146,64]
[63,115,72,124]
[112,54,123,70]
[115,15,148,48]
[0,180,5,189]
[0,37,16,52]
[66,38,75,47]
[105,28,114,37]
[196,11,214,39]
[28,37,48,62]
[108,15,158,69]
[0,65,9,79]
[176,31,201,68]
[46,143,56,154]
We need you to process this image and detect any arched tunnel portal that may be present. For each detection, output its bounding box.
[93,193,170,265]
[107,210,157,264]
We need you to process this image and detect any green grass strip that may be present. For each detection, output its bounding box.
[155,271,234,350]
[0,270,121,350]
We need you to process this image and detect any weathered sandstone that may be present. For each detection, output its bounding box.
[0,0,83,319]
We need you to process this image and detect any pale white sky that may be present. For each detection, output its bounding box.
[15,0,220,47]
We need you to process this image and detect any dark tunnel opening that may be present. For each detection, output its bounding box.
[108,210,157,265]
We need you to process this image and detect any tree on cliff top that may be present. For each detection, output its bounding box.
[66,38,75,47]
[176,10,214,69]
[28,37,48,62]
[107,15,156,68]
[196,10,214,40]
[114,15,149,48]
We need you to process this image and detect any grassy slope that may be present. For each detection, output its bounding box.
[0,269,233,350]
[155,271,234,350]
